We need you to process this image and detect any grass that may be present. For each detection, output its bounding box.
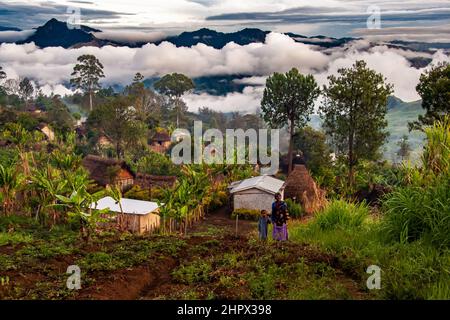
[0,232,33,246]
[313,199,369,231]
[288,215,450,300]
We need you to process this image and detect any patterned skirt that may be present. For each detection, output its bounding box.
[272,224,288,241]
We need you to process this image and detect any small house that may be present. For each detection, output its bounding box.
[90,196,160,234]
[229,175,285,212]
[82,155,135,190]
[284,165,326,215]
[149,130,171,153]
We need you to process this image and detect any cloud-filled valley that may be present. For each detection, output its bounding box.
[0,32,449,113]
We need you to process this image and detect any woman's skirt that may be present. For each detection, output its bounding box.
[272,224,288,241]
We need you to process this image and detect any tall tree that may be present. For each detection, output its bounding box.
[410,62,450,130]
[19,77,34,107]
[88,96,147,159]
[396,135,412,162]
[320,60,393,186]
[261,68,320,174]
[70,55,105,112]
[154,73,195,127]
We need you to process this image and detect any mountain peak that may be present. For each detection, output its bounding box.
[20,18,102,48]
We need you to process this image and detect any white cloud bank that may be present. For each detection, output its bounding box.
[0,33,448,113]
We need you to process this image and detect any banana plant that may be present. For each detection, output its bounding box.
[106,185,125,231]
[55,186,106,242]
[0,163,24,215]
[29,164,67,225]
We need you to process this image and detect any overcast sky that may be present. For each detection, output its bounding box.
[0,0,449,38]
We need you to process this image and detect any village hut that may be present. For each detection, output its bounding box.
[90,197,160,234]
[149,130,171,153]
[82,155,135,190]
[229,175,285,212]
[284,165,327,215]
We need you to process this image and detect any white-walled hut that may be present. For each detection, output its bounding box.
[91,197,160,234]
[229,175,285,212]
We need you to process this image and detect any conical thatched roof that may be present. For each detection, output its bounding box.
[284,165,326,215]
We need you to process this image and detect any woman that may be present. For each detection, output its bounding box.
[271,192,289,241]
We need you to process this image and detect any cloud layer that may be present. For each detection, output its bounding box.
[0,33,448,112]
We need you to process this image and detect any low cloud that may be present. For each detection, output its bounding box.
[0,30,35,43]
[0,32,448,108]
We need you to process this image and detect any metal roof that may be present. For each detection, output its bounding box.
[229,175,285,195]
[90,197,159,215]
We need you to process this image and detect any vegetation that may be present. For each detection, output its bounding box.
[411,62,450,129]
[285,198,303,219]
[70,55,105,111]
[154,73,195,127]
[320,60,393,187]
[0,52,448,300]
[261,68,320,174]
[231,209,260,221]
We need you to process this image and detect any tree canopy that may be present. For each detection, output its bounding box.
[261,68,320,174]
[411,62,450,130]
[320,60,393,186]
[70,55,105,112]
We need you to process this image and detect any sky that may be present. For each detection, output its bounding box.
[0,0,449,38]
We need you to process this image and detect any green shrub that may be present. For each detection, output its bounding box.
[79,252,118,271]
[313,200,369,231]
[124,185,152,201]
[285,198,303,219]
[172,259,212,284]
[231,209,260,221]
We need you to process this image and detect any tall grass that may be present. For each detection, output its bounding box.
[313,199,369,231]
[285,198,303,219]
[382,172,450,249]
[382,117,450,249]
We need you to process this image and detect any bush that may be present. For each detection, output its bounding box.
[231,209,260,221]
[124,185,151,201]
[313,200,369,231]
[285,198,303,219]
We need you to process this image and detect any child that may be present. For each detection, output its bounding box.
[258,210,271,240]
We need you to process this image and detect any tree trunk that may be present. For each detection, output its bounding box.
[288,118,295,175]
[89,91,93,112]
[348,132,355,187]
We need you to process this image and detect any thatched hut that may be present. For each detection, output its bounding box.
[149,130,171,153]
[284,165,326,215]
[82,155,135,190]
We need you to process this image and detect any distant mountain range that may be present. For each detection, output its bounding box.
[2,18,450,57]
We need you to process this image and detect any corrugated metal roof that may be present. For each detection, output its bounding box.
[230,175,285,195]
[90,197,159,215]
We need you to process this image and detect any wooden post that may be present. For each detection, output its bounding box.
[235,214,239,237]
